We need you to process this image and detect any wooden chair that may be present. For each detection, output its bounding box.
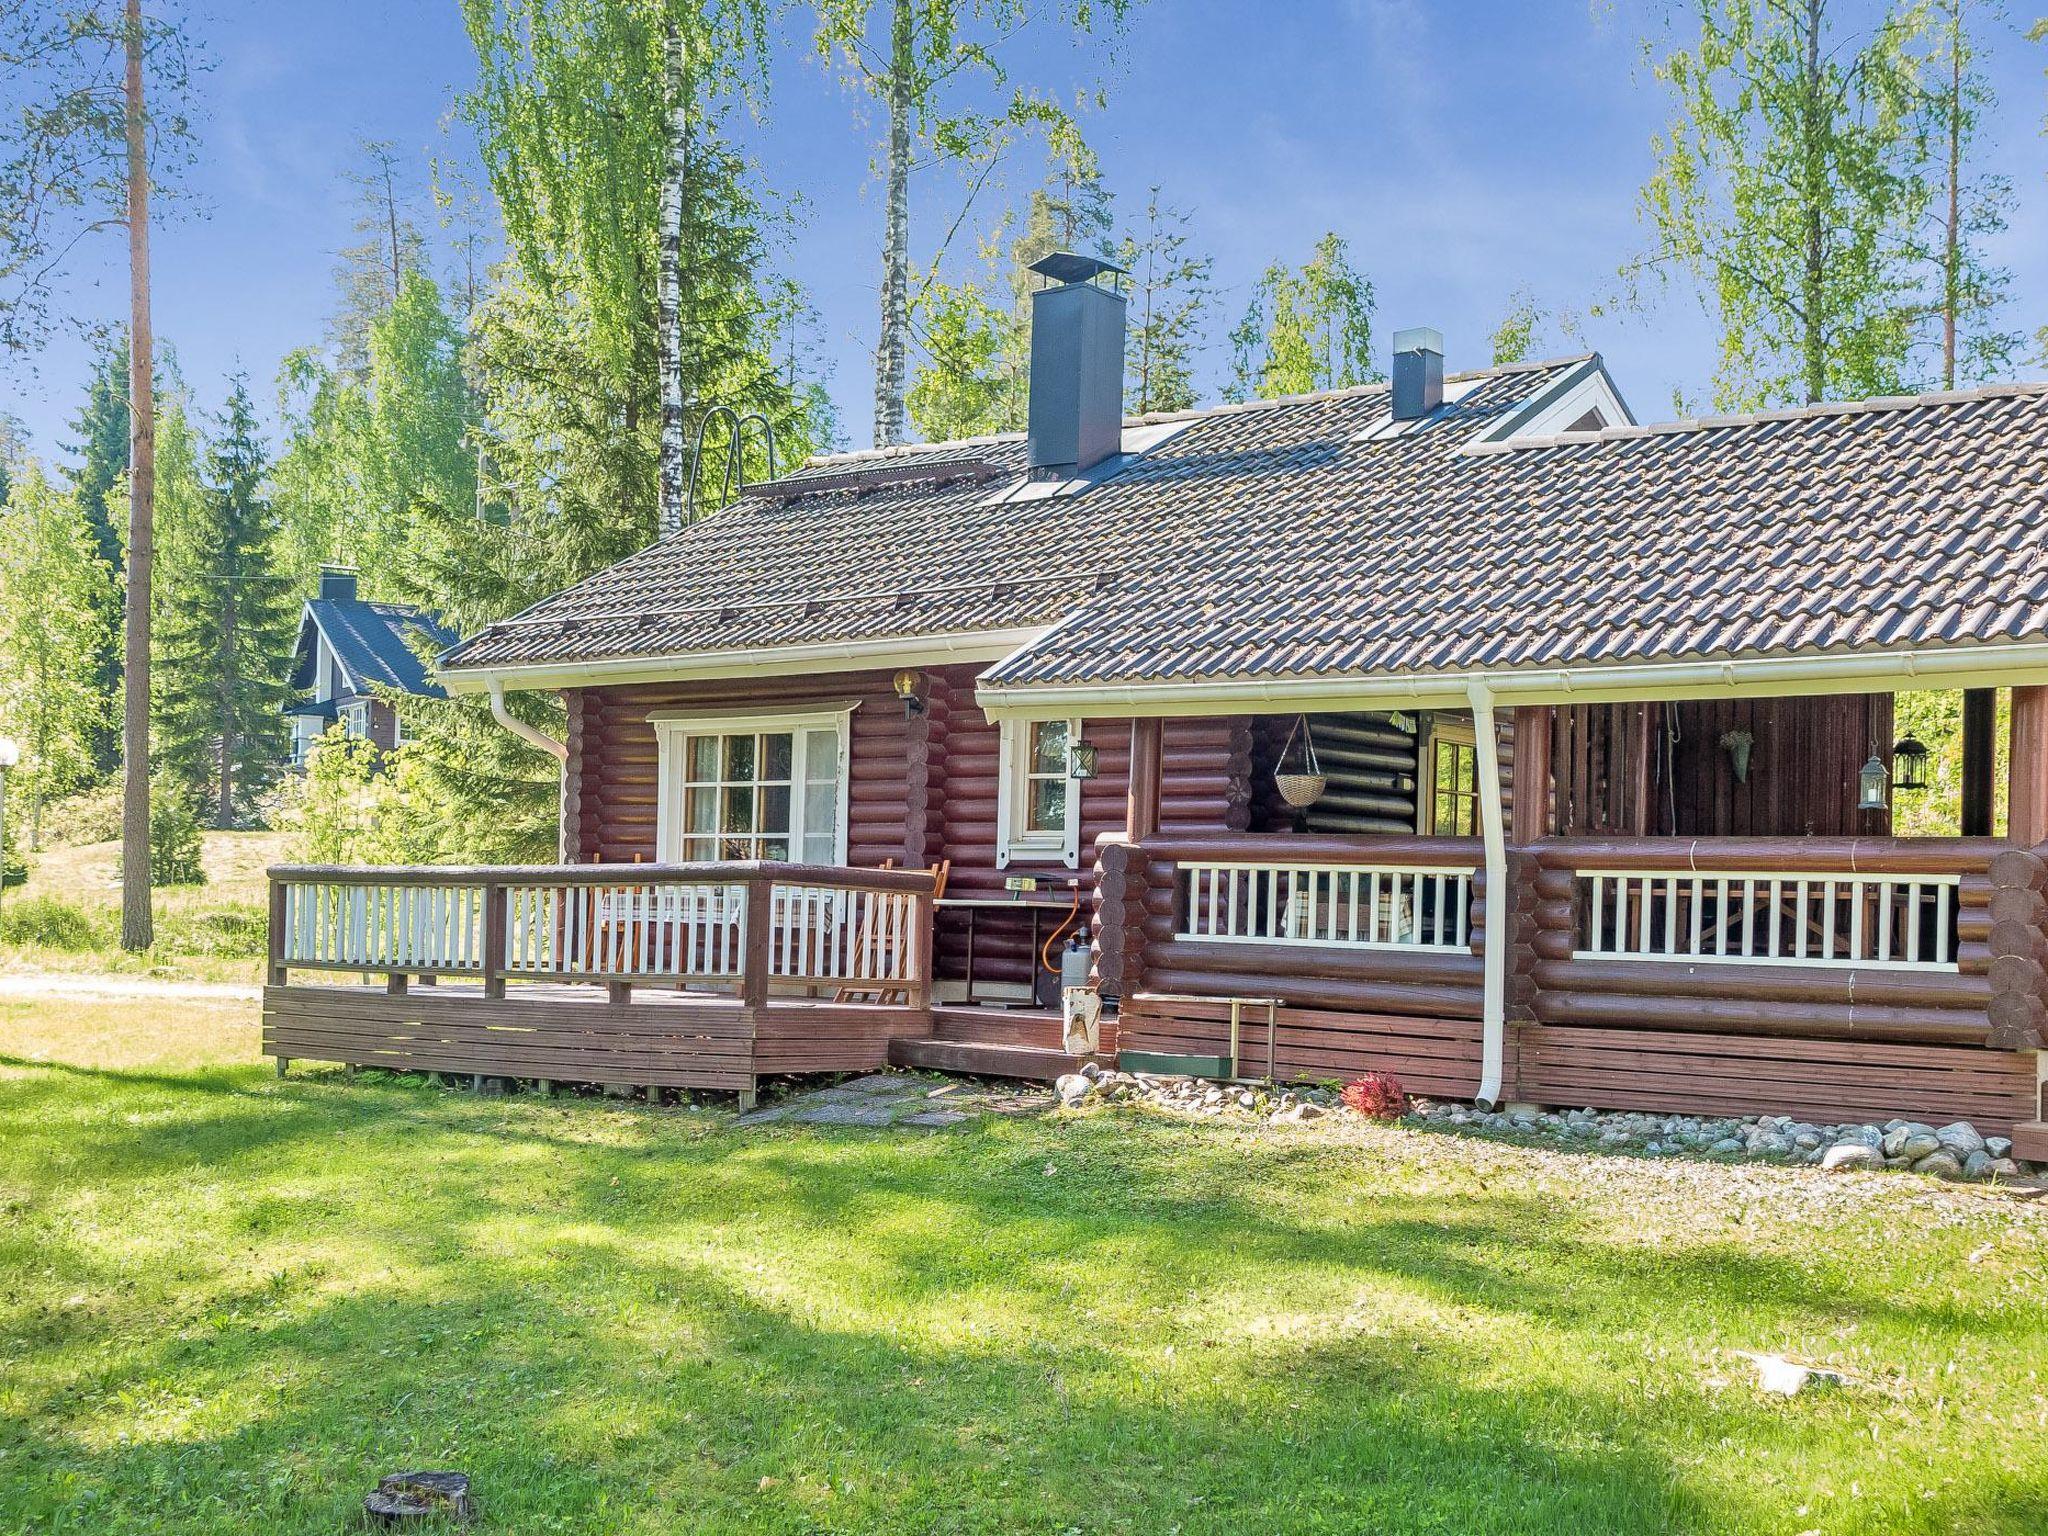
[835,858,949,1005]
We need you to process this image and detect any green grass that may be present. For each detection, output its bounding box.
[0,829,283,983]
[2,997,2045,1533]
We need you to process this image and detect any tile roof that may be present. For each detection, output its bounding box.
[437,362,2048,696]
[296,598,459,699]
[983,380,2048,692]
[438,360,1583,675]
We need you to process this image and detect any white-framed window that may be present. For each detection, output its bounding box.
[391,711,412,747]
[1418,717,1479,837]
[997,716,1083,869]
[651,707,852,866]
[341,702,371,740]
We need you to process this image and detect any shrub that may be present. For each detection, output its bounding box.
[39,780,124,846]
[150,780,206,887]
[155,904,268,959]
[0,895,111,951]
[1341,1071,1408,1120]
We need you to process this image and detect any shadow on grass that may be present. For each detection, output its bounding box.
[3,1057,2043,1534]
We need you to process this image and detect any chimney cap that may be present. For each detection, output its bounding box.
[1393,326,1444,356]
[1028,250,1126,288]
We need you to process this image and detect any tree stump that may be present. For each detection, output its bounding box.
[364,1470,473,1525]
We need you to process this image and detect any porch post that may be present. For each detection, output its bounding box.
[1510,706,1552,846]
[2011,686,2048,845]
[1127,716,1164,843]
[1466,681,1507,1107]
[1960,688,1996,837]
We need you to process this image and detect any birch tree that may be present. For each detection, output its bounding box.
[809,0,1137,447]
[1923,0,2018,387]
[1632,0,1933,409]
[1118,189,1212,415]
[1226,232,1380,402]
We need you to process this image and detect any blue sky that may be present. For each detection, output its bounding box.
[8,0,2045,461]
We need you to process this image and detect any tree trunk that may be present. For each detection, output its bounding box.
[1799,0,1826,405]
[872,0,913,448]
[657,21,688,534]
[120,0,154,952]
[1941,0,1961,391]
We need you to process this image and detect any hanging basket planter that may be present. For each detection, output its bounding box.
[1274,715,1328,809]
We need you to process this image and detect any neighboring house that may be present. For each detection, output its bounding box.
[286,566,457,766]
[264,254,2048,1155]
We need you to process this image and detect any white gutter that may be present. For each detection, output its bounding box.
[1466,680,1507,1109]
[488,679,567,763]
[974,639,2048,720]
[441,625,1051,697]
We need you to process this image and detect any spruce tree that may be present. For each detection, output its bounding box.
[62,336,131,771]
[153,377,293,827]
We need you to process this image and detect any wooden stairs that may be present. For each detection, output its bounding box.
[886,1005,1116,1082]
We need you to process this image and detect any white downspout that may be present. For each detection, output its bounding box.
[1466,679,1507,1109]
[487,678,567,763]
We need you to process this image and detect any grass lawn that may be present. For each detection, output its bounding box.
[2,996,2045,1533]
[0,829,285,984]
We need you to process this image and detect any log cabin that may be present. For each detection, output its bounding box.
[263,253,2048,1155]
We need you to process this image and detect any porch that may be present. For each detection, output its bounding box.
[261,861,987,1104]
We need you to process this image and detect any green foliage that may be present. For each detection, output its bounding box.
[0,460,115,846]
[152,377,295,825]
[329,140,433,381]
[292,721,556,867]
[1119,188,1212,415]
[1489,287,1544,368]
[59,335,129,772]
[38,781,123,847]
[0,893,266,957]
[0,896,100,948]
[1923,0,2020,388]
[1891,688,2010,837]
[148,778,205,887]
[1632,0,1934,409]
[906,271,1019,440]
[1227,231,1379,402]
[0,815,24,890]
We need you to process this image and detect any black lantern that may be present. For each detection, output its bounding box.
[892,669,927,717]
[1891,734,1930,792]
[1857,753,1889,812]
[1068,740,1099,780]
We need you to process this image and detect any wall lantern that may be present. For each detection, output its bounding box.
[1068,740,1099,780]
[892,669,927,717]
[1857,753,1890,812]
[1891,734,1930,792]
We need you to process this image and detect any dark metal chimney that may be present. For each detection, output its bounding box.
[1391,327,1444,421]
[318,565,359,601]
[1026,251,1128,476]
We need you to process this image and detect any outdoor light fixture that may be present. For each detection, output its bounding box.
[1857,753,1890,812]
[0,736,18,913]
[1068,740,1099,780]
[892,669,927,717]
[1891,734,1930,792]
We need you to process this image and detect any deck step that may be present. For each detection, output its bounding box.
[2011,1121,2048,1164]
[887,1035,1097,1082]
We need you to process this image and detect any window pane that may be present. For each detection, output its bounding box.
[804,782,838,842]
[720,834,755,861]
[724,734,756,780]
[684,836,716,863]
[1031,719,1069,774]
[723,785,755,834]
[803,727,838,783]
[762,837,790,861]
[802,832,835,865]
[688,735,718,781]
[687,786,718,832]
[1029,777,1067,833]
[760,784,791,834]
[762,732,794,780]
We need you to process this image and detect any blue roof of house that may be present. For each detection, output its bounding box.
[293,597,459,700]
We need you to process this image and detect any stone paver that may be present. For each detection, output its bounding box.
[737,1071,1047,1130]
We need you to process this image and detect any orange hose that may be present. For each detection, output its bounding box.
[1040,885,1082,974]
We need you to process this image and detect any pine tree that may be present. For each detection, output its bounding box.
[1118,189,1212,415]
[1632,0,1933,409]
[1227,232,1379,402]
[152,377,294,826]
[330,140,431,381]
[0,462,114,846]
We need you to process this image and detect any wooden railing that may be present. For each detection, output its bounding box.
[268,862,937,1005]
[1178,859,1474,951]
[1528,838,2044,1047]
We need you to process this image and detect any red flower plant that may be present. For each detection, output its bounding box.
[1341,1071,1407,1120]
